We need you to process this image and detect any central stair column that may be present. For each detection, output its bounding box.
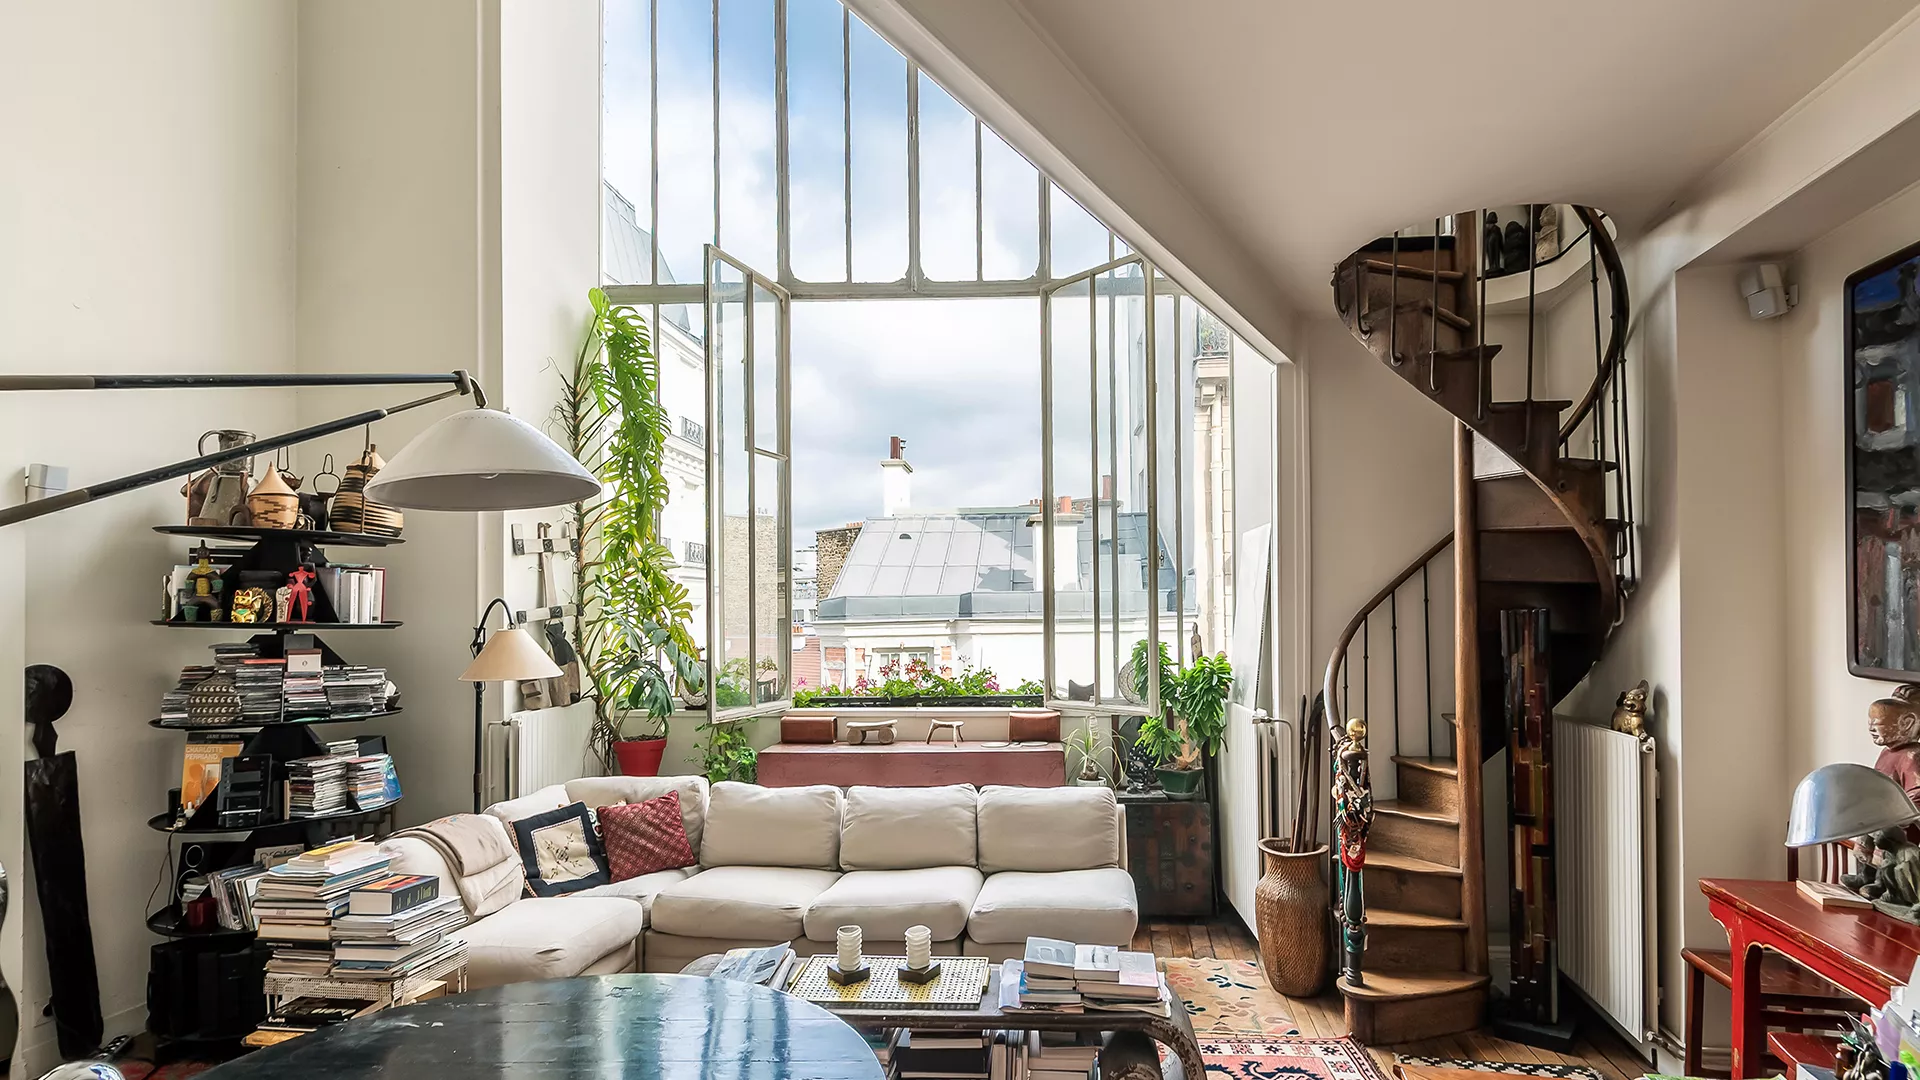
[1454,420,1488,979]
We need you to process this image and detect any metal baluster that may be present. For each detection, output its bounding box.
[1390,591,1401,754]
[1525,205,1538,450]
[1389,232,1400,366]
[1361,616,1370,723]
[1422,561,1433,757]
[1620,300,1638,585]
[1429,217,1441,393]
[1477,209,1488,421]
[1590,228,1604,462]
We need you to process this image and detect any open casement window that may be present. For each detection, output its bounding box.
[706,246,792,720]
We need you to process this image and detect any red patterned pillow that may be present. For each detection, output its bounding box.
[598,793,696,881]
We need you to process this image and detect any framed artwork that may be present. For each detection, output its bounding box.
[1848,239,1920,679]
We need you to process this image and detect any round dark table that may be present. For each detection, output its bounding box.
[204,973,886,1079]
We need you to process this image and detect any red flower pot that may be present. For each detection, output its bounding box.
[613,736,666,777]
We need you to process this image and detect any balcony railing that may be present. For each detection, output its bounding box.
[678,416,706,446]
[684,540,708,566]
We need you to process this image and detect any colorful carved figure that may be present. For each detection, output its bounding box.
[180,544,224,622]
[1331,717,1373,985]
[287,564,316,623]
[1869,684,1920,803]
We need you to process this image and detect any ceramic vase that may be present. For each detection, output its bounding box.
[247,466,301,530]
[1254,838,1328,997]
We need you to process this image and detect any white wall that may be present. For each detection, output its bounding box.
[0,2,298,1068]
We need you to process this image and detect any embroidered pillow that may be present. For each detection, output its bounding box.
[598,793,697,881]
[509,802,610,896]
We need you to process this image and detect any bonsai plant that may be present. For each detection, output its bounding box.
[1064,723,1112,788]
[555,288,704,776]
[1134,648,1232,799]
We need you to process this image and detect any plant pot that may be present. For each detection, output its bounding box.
[1155,765,1204,800]
[1071,775,1109,789]
[613,736,667,777]
[1255,838,1329,996]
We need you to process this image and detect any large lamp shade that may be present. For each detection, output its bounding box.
[366,408,600,511]
[460,627,563,683]
[1785,762,1920,846]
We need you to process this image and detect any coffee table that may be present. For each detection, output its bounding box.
[810,962,1206,1080]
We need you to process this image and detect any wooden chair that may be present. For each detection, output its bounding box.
[1681,841,1866,1078]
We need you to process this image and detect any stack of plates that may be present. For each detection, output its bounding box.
[327,447,404,538]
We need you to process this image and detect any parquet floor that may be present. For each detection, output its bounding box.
[1141,915,1654,1080]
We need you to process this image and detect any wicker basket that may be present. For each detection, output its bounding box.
[1255,838,1329,997]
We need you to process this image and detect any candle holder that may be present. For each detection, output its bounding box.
[830,925,871,985]
[900,922,939,983]
[826,960,871,985]
[898,959,943,984]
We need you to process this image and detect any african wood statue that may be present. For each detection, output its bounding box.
[1843,826,1920,922]
[1868,684,1920,802]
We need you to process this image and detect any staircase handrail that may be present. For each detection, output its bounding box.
[1320,531,1454,734]
[1557,206,1627,443]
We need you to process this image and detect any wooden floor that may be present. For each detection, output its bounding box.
[1143,915,1653,1080]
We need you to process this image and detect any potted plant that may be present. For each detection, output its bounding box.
[1064,724,1112,788]
[555,288,705,776]
[1134,649,1232,800]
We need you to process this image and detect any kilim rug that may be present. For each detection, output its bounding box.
[1395,1057,1604,1080]
[1178,1036,1393,1080]
[1161,957,1300,1036]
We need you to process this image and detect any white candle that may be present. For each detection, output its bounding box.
[905,924,932,970]
[837,925,863,970]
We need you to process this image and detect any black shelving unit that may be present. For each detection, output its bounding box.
[146,524,407,1046]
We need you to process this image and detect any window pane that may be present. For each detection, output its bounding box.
[657,0,714,285]
[1231,335,1273,711]
[917,73,976,281]
[656,300,710,660]
[848,14,906,282]
[1048,277,1094,698]
[1155,282,1191,668]
[1050,182,1109,279]
[754,452,789,702]
[712,259,751,707]
[785,0,847,282]
[982,127,1038,281]
[752,282,782,452]
[604,0,654,285]
[1196,307,1238,671]
[718,0,776,272]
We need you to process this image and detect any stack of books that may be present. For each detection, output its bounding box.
[255,839,390,975]
[1002,938,1170,1019]
[235,657,287,723]
[253,997,381,1041]
[708,943,798,988]
[854,1028,900,1075]
[323,666,388,715]
[894,1031,991,1080]
[283,667,328,718]
[331,874,466,979]
[1026,1033,1101,1080]
[207,863,270,930]
[345,754,400,810]
[287,756,352,817]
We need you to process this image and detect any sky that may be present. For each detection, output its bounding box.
[602,0,1126,540]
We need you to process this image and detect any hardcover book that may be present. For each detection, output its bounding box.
[348,874,441,916]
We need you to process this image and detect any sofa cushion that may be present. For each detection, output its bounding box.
[650,866,840,940]
[700,782,842,870]
[453,895,647,988]
[976,786,1119,873]
[965,868,1138,945]
[379,831,524,919]
[803,866,984,942]
[840,785,977,871]
[600,794,697,879]
[485,784,571,828]
[509,802,611,897]
[567,775,709,857]
[573,866,694,922]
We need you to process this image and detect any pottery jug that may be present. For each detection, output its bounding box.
[1254,838,1329,996]
[188,430,255,527]
[247,466,300,530]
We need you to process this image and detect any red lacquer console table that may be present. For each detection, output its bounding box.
[1701,878,1920,1078]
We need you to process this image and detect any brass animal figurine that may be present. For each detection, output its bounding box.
[1610,680,1650,737]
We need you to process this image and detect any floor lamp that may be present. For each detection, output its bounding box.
[462,598,563,812]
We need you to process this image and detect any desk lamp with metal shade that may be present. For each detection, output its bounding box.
[1786,762,1920,848]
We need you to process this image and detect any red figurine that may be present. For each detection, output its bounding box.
[287,564,316,623]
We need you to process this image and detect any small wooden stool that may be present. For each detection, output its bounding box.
[928,719,965,745]
[848,719,896,745]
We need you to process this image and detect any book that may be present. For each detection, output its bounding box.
[181,733,245,816]
[1073,943,1120,981]
[711,943,795,986]
[348,874,440,916]
[1080,950,1161,1001]
[1022,936,1076,979]
[1796,879,1871,910]
[257,996,382,1032]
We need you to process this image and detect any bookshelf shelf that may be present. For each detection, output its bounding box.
[148,708,401,732]
[146,906,255,940]
[147,800,400,836]
[153,525,403,548]
[151,620,404,631]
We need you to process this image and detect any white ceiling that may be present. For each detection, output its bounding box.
[1006,0,1918,313]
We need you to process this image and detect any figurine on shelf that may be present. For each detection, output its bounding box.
[287,564,316,623]
[1869,684,1920,802]
[1843,825,1920,919]
[274,586,293,624]
[1610,680,1651,738]
[229,587,272,625]
[180,545,224,623]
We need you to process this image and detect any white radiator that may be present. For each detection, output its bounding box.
[1554,716,1657,1047]
[506,700,601,796]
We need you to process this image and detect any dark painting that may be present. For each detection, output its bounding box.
[1849,241,1920,679]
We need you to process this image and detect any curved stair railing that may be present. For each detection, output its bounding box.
[1321,205,1634,1039]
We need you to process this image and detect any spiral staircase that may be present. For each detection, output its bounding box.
[1322,207,1633,1044]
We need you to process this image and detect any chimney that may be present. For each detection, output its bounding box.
[881,436,913,517]
[1029,497,1081,591]
[1100,474,1114,502]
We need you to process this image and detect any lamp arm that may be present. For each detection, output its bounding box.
[473,597,516,656]
[0,370,481,404]
[0,383,475,528]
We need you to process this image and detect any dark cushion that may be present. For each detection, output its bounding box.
[509,801,610,897]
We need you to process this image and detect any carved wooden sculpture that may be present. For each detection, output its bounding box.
[24,663,104,1058]
[1332,718,1373,985]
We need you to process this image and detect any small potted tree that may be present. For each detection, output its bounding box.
[1135,651,1232,799]
[1064,724,1113,788]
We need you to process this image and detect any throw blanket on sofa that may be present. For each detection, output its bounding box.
[391,813,523,916]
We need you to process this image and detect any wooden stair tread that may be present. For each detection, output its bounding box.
[1555,455,1618,472]
[1366,851,1462,877]
[1391,754,1458,777]
[1376,799,1459,825]
[1384,298,1472,332]
[1487,398,1573,413]
[1368,908,1468,931]
[1337,970,1489,1000]
[1358,259,1465,282]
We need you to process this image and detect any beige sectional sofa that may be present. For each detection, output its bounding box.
[380,778,1136,988]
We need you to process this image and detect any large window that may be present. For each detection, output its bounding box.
[605,0,1278,718]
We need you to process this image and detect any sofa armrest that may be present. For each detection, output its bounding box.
[1115,802,1128,869]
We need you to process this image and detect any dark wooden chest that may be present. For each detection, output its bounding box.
[1122,795,1215,917]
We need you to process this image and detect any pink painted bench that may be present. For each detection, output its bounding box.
[756,740,1066,788]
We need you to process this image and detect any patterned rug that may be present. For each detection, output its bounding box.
[1161,957,1300,1036]
[1189,1036,1391,1080]
[1396,1057,1603,1080]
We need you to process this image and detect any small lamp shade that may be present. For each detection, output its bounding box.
[460,627,564,683]
[366,408,600,511]
[1785,762,1920,846]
